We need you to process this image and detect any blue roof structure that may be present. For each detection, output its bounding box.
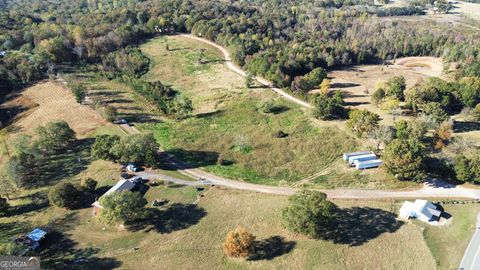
[27,228,47,242]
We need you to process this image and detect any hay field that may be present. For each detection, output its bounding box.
[11,81,112,136]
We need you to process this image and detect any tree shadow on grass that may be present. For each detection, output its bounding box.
[5,191,49,217]
[39,230,121,270]
[26,138,94,188]
[318,207,403,246]
[195,110,224,119]
[130,203,206,234]
[248,236,296,261]
[162,149,219,169]
[0,221,30,243]
[268,105,290,115]
[453,121,480,133]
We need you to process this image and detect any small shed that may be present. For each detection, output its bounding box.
[399,199,442,223]
[348,153,377,166]
[24,228,47,250]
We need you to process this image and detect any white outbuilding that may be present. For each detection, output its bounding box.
[399,199,442,223]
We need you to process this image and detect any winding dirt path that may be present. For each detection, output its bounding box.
[180,34,314,109]
[127,35,480,200]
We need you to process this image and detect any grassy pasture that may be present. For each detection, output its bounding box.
[140,35,417,189]
[23,188,480,270]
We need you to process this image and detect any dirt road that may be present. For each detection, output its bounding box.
[123,36,480,200]
[180,34,314,109]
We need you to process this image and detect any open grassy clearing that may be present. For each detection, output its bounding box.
[141,35,417,189]
[141,36,246,115]
[30,187,480,270]
[423,203,479,269]
[3,81,117,137]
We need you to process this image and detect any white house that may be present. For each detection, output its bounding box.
[399,199,442,223]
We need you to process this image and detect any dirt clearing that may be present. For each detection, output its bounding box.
[321,57,446,125]
[11,81,110,136]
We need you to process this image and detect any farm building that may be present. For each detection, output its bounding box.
[348,153,377,166]
[342,151,372,161]
[343,151,382,170]
[354,159,383,170]
[92,179,138,216]
[399,199,442,223]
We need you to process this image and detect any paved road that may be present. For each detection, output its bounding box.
[459,213,480,270]
[180,34,314,109]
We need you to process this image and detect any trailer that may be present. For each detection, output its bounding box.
[354,159,383,170]
[342,151,372,161]
[348,153,377,166]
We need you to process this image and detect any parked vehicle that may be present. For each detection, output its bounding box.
[126,163,139,172]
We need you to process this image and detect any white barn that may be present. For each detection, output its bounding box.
[399,199,442,223]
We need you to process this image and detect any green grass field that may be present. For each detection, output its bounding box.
[139,35,417,190]
[10,187,478,270]
[423,203,479,269]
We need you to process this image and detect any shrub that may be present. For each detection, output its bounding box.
[0,197,8,214]
[48,182,82,209]
[223,226,256,258]
[371,88,386,106]
[70,82,86,104]
[282,190,334,238]
[81,178,97,192]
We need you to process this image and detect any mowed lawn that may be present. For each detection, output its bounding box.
[140,35,417,189]
[423,203,479,269]
[57,188,444,270]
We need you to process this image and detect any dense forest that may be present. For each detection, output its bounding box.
[1,0,479,93]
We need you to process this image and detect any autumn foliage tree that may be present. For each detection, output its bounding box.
[224,226,256,258]
[433,121,453,150]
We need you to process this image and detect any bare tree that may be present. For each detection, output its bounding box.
[368,125,394,151]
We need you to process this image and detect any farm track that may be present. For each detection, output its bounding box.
[180,34,314,109]
[114,35,480,200]
[122,107,480,200]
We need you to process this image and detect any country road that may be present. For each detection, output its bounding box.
[118,35,480,200]
[459,213,480,270]
[180,34,314,109]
